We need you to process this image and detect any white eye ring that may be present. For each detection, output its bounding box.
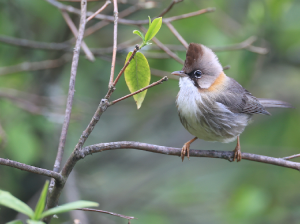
[194,70,202,78]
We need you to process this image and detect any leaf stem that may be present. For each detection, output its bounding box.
[110,76,168,105]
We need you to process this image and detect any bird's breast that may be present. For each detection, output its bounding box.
[176,77,250,142]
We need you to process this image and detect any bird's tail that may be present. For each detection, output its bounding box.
[258,98,293,108]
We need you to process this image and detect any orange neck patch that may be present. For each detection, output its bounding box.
[206,72,226,92]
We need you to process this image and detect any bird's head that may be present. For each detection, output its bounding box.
[172,43,224,89]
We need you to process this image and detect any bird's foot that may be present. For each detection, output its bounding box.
[181,143,190,162]
[233,136,242,162]
[181,137,198,162]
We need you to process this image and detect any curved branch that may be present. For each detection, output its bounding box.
[78,141,300,171]
[46,0,214,25]
[0,158,64,183]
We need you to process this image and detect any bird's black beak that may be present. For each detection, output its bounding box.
[171,71,187,77]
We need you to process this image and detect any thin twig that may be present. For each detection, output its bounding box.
[163,7,215,23]
[46,0,215,25]
[0,35,70,50]
[223,65,230,70]
[150,68,178,80]
[110,76,168,105]
[109,0,119,87]
[158,0,184,17]
[283,154,300,160]
[86,0,111,22]
[80,142,300,171]
[165,22,188,49]
[0,158,64,183]
[77,208,136,220]
[139,26,184,64]
[112,44,139,86]
[61,10,95,61]
[0,54,71,76]
[84,5,140,38]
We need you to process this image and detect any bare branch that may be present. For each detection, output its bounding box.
[150,68,178,80]
[110,76,168,105]
[210,36,268,54]
[80,142,300,171]
[53,0,88,175]
[0,35,70,50]
[283,154,300,160]
[86,0,111,22]
[46,0,214,26]
[61,10,95,61]
[165,22,188,49]
[46,1,88,222]
[109,0,119,87]
[0,54,71,76]
[0,158,64,182]
[158,0,184,17]
[77,208,136,220]
[223,65,230,70]
[163,7,215,22]
[139,26,184,64]
[84,5,141,38]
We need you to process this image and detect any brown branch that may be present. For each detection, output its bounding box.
[109,0,119,87]
[0,158,64,183]
[163,7,215,22]
[86,0,111,22]
[158,0,184,17]
[0,35,70,50]
[139,26,184,64]
[210,36,268,54]
[283,154,300,160]
[61,10,95,61]
[165,22,188,49]
[112,44,139,86]
[222,65,230,70]
[77,208,136,220]
[110,76,168,105]
[79,142,300,171]
[0,54,71,76]
[46,0,214,25]
[150,68,178,80]
[84,5,140,38]
[45,1,88,221]
[54,0,87,173]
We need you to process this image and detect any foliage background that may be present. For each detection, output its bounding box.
[0,0,300,223]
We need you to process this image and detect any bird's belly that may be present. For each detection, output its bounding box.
[177,98,251,143]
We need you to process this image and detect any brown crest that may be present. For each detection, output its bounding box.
[183,43,203,72]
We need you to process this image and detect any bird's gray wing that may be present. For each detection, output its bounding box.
[216,77,270,115]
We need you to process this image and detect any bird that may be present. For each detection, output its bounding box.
[172,43,292,162]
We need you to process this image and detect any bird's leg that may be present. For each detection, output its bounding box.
[233,136,242,162]
[181,137,198,162]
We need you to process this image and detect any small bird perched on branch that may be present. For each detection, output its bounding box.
[172,43,292,162]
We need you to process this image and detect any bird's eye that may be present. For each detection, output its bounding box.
[194,70,202,78]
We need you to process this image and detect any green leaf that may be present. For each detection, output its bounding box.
[32,181,49,220]
[145,17,162,42]
[0,190,34,218]
[6,220,23,224]
[148,16,152,27]
[40,201,99,218]
[133,30,145,41]
[26,220,45,224]
[124,52,151,109]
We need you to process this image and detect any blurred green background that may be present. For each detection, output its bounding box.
[0,0,300,223]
